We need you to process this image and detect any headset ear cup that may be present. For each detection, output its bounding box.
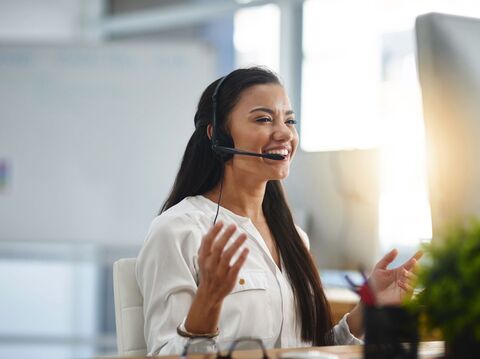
[213,131,234,161]
[222,133,234,149]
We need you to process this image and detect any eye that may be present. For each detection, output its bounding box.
[256,117,272,123]
[285,119,297,125]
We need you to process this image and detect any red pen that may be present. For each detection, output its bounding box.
[344,272,377,306]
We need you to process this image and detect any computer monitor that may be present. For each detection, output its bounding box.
[416,12,480,238]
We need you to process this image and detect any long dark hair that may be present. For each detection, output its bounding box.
[161,67,334,345]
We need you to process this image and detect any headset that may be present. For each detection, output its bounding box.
[210,75,285,161]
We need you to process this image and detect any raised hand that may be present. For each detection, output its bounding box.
[197,221,249,304]
[185,221,249,334]
[370,249,423,305]
[346,249,423,338]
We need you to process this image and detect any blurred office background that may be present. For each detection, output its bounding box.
[0,1,479,358]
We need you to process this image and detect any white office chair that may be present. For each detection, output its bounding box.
[113,258,148,356]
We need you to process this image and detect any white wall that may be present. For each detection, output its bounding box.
[0,43,215,244]
[0,0,379,269]
[0,0,103,42]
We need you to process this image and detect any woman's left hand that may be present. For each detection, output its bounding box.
[369,249,423,305]
[346,249,423,338]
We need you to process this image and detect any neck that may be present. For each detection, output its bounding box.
[204,164,267,222]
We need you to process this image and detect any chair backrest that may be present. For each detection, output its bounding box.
[113,258,147,356]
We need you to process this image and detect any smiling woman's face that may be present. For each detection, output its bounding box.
[225,83,299,181]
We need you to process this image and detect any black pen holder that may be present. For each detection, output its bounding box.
[363,305,418,359]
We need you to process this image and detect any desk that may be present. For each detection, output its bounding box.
[325,288,359,323]
[272,342,444,359]
[116,341,444,359]
[325,289,441,342]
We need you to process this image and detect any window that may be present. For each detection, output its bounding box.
[302,0,480,252]
[234,4,280,73]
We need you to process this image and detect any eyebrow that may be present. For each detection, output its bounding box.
[249,107,295,116]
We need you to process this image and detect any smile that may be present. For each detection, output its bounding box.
[265,148,289,156]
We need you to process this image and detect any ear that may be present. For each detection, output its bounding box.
[206,124,213,140]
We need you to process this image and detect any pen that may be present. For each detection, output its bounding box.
[344,271,376,306]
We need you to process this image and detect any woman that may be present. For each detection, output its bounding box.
[136,67,421,355]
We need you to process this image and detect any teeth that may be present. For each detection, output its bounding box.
[266,149,289,156]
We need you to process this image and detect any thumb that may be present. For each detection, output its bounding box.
[374,248,398,270]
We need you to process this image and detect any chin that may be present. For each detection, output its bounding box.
[270,169,290,181]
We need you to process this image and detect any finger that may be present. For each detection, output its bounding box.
[199,221,224,258]
[413,249,424,261]
[398,280,414,293]
[402,268,417,280]
[227,248,249,281]
[219,233,248,268]
[402,250,424,271]
[374,248,398,270]
[402,270,419,288]
[402,258,417,271]
[401,269,417,284]
[412,260,421,272]
[211,224,237,262]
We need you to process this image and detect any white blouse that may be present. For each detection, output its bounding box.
[136,195,361,355]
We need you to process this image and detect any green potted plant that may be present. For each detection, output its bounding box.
[411,219,480,358]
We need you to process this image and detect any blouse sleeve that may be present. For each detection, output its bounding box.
[135,214,214,355]
[333,313,364,345]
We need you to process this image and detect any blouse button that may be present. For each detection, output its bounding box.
[239,278,245,285]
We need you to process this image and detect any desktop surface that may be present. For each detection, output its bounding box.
[105,341,444,359]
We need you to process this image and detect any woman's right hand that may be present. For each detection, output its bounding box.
[184,221,249,334]
[197,221,249,304]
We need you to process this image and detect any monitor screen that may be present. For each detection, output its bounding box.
[416,13,480,238]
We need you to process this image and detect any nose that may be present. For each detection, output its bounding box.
[272,120,294,142]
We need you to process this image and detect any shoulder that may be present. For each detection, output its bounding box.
[136,197,213,280]
[148,197,211,238]
[295,225,310,250]
[139,197,212,256]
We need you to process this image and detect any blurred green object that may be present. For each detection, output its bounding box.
[411,219,480,358]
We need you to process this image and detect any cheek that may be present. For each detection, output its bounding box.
[235,129,269,149]
[291,131,299,152]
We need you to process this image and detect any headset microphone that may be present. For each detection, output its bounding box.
[211,144,285,160]
[211,76,286,161]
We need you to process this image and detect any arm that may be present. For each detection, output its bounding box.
[296,226,419,343]
[184,222,248,334]
[136,215,200,355]
[136,217,248,355]
[345,303,363,338]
